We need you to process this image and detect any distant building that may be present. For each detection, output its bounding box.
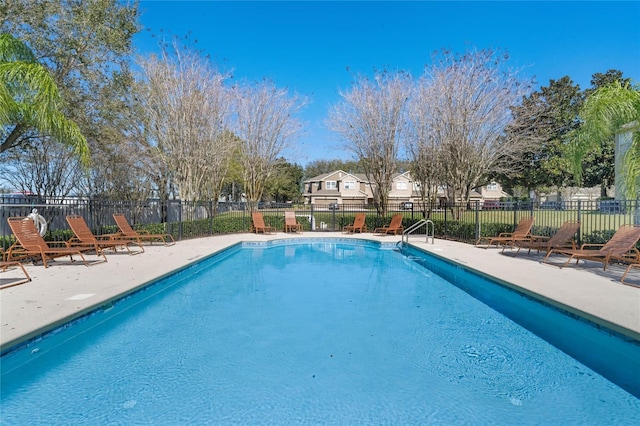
[303,170,372,207]
[470,181,511,203]
[303,170,510,207]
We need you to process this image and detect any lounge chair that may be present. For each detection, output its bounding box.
[66,215,143,254]
[513,221,580,257]
[478,216,534,250]
[374,214,404,235]
[6,217,106,268]
[0,260,31,288]
[543,224,640,271]
[112,213,175,246]
[621,255,639,285]
[342,213,367,233]
[251,212,277,234]
[284,211,302,233]
[0,248,31,288]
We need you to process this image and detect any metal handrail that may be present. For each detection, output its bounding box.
[401,219,434,245]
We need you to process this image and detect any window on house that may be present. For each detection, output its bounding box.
[343,181,355,189]
[486,182,498,191]
[396,181,407,190]
[325,181,337,190]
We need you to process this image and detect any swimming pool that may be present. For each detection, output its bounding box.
[1,239,639,424]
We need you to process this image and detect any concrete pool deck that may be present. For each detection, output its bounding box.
[1,232,639,353]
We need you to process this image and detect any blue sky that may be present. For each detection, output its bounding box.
[135,1,640,166]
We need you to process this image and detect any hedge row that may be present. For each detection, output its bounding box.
[2,215,636,252]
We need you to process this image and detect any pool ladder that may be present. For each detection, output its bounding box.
[401,219,434,246]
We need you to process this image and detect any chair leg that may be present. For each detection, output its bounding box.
[621,263,638,284]
[0,261,31,288]
[562,255,576,268]
[542,250,555,263]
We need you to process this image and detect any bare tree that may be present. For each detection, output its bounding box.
[0,138,84,199]
[79,134,157,201]
[405,79,446,217]
[328,70,411,216]
[232,80,305,212]
[419,50,534,214]
[137,41,234,203]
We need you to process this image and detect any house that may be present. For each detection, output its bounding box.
[302,170,372,207]
[388,172,420,203]
[471,181,510,202]
[303,170,510,207]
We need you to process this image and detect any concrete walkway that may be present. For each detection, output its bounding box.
[1,233,639,353]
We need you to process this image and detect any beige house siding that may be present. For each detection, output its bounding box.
[303,170,371,206]
[477,182,509,200]
[303,171,509,205]
[388,172,415,202]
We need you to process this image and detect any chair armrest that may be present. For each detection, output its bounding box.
[620,247,639,258]
[530,235,551,242]
[95,233,118,241]
[579,243,604,250]
[65,237,81,247]
[619,251,639,262]
[497,232,514,237]
[47,241,70,248]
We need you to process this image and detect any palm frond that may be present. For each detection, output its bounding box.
[581,81,640,134]
[0,80,18,126]
[0,34,89,163]
[0,62,61,108]
[571,80,640,195]
[46,110,90,164]
[620,131,640,198]
[0,33,37,63]
[565,129,591,186]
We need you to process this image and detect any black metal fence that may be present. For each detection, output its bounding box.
[1,196,639,249]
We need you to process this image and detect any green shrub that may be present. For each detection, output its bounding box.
[530,225,560,238]
[137,222,169,235]
[213,216,249,233]
[399,218,476,242]
[478,222,512,238]
[167,216,250,237]
[47,228,75,243]
[582,229,616,245]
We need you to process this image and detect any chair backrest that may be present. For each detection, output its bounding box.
[548,221,580,246]
[7,217,49,250]
[66,215,97,243]
[252,212,266,228]
[513,216,535,237]
[388,214,403,229]
[113,213,137,236]
[284,211,297,225]
[353,213,366,228]
[601,225,640,255]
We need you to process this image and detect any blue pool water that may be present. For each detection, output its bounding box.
[1,239,639,424]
